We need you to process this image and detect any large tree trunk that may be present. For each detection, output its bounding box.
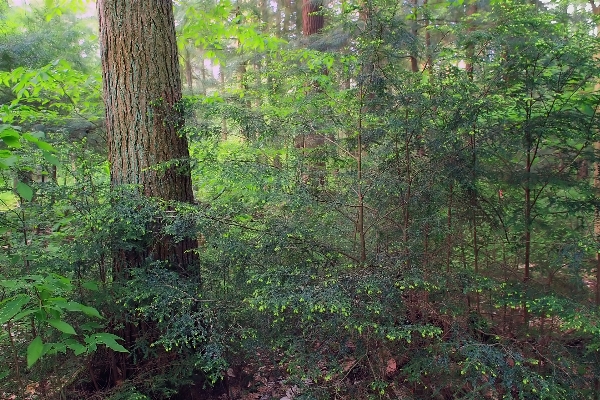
[97,0,198,384]
[98,0,197,272]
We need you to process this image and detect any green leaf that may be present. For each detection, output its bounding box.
[42,151,61,167]
[48,319,77,335]
[28,131,45,140]
[15,181,33,201]
[581,103,595,117]
[0,152,17,168]
[22,133,39,143]
[60,301,102,318]
[44,342,66,355]
[12,309,37,323]
[80,321,104,331]
[80,305,102,318]
[65,339,88,356]
[0,280,20,289]
[36,140,56,152]
[88,333,128,353]
[27,336,44,368]
[0,129,20,148]
[0,294,30,325]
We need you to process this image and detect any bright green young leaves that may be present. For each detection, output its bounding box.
[42,0,91,21]
[0,59,95,201]
[178,0,284,62]
[0,274,127,371]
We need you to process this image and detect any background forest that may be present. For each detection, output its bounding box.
[1,0,600,399]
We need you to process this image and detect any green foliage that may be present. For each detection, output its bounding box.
[0,274,126,366]
[2,0,600,398]
[0,3,97,72]
[177,0,285,61]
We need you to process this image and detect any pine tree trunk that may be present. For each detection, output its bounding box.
[302,0,324,35]
[591,0,600,312]
[97,0,199,384]
[589,6,600,396]
[98,0,197,272]
[410,0,419,72]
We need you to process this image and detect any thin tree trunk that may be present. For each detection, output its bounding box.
[199,49,207,96]
[404,111,412,269]
[523,99,533,325]
[357,90,366,263]
[410,0,419,72]
[221,70,228,141]
[184,44,194,93]
[465,2,479,311]
[591,0,600,310]
[446,183,453,273]
[465,2,477,78]
[424,0,432,72]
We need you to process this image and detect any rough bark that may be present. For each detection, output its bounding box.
[97,0,199,384]
[302,0,324,36]
[98,0,197,271]
[99,0,193,202]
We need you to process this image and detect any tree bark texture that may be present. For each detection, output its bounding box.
[296,0,326,186]
[98,0,197,271]
[98,0,194,202]
[303,0,324,36]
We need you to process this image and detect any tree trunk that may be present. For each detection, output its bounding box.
[296,0,326,186]
[591,0,600,311]
[221,70,228,140]
[98,0,197,272]
[410,0,419,72]
[465,2,477,78]
[303,0,324,36]
[184,43,194,93]
[588,8,600,394]
[97,0,199,384]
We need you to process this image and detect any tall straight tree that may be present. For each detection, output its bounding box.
[295,0,326,182]
[97,0,197,271]
[303,0,324,35]
[591,0,600,312]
